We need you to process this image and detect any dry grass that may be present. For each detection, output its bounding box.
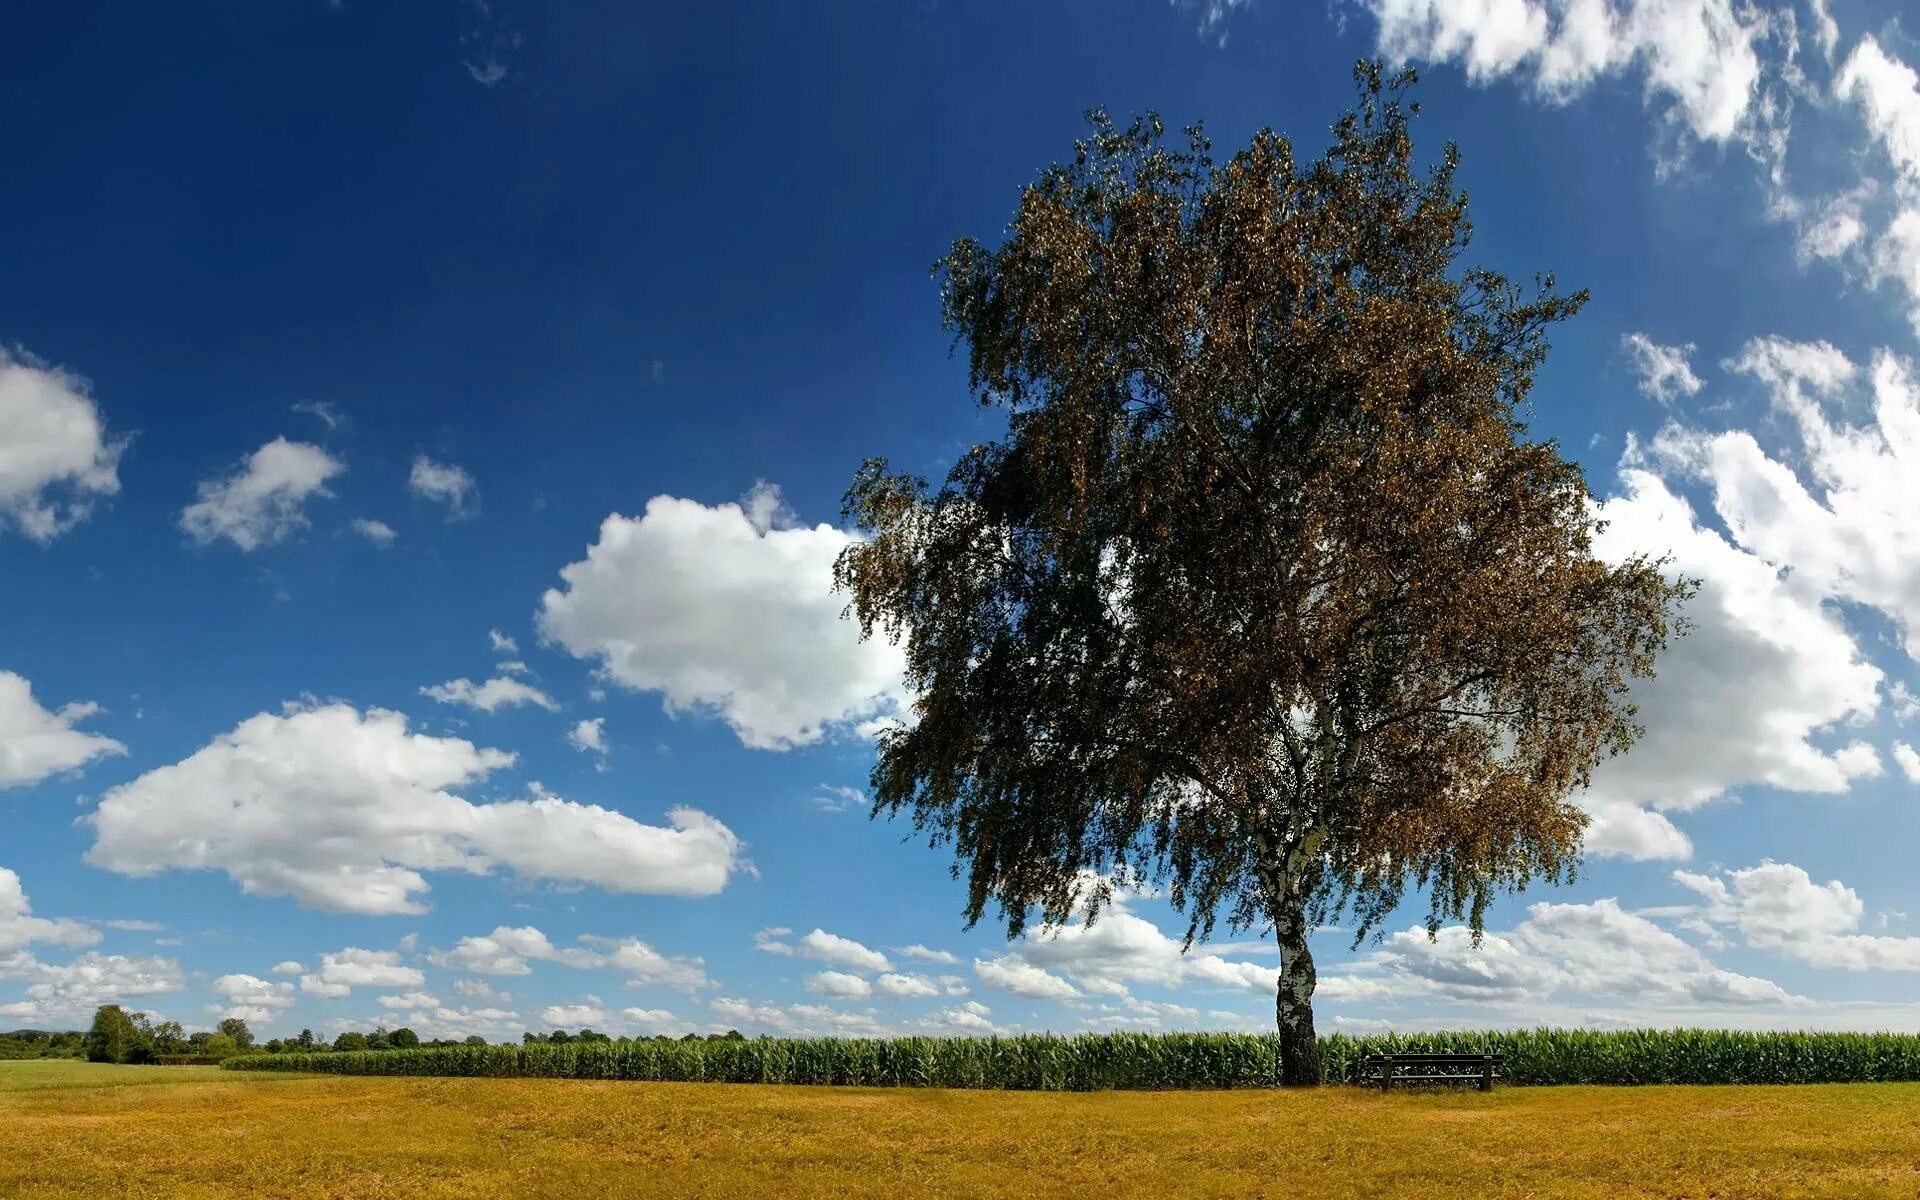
[6,1059,1920,1198]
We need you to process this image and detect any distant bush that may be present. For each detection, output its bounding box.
[221,1029,1920,1089]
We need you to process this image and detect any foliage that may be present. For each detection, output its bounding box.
[0,1031,84,1060]
[262,1029,320,1054]
[220,1029,1920,1089]
[215,1018,254,1050]
[192,1034,240,1060]
[148,1020,188,1057]
[834,63,1689,1084]
[84,1006,148,1065]
[79,1008,209,1064]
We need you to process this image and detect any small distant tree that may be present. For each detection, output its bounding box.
[389,1027,420,1049]
[197,1033,239,1059]
[295,1028,317,1051]
[836,65,1690,1085]
[84,1005,140,1064]
[463,1035,488,1047]
[148,1020,187,1057]
[332,1031,369,1053]
[121,1013,159,1064]
[216,1018,254,1051]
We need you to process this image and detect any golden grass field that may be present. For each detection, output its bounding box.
[7,1059,1920,1199]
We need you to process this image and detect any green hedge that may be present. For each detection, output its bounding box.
[221,1029,1920,1089]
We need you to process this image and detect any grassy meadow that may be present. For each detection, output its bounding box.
[9,1058,1920,1199]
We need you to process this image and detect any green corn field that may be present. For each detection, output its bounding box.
[221,1029,1920,1089]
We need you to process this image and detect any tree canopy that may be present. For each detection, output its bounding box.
[84,1005,144,1065]
[836,63,1688,1084]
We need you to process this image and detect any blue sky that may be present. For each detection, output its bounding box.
[8,0,1920,1040]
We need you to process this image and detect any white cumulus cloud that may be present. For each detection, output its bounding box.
[409,455,478,519]
[1677,862,1920,971]
[429,924,709,991]
[1363,0,1779,148]
[754,927,891,973]
[893,944,960,966]
[0,868,98,955]
[963,886,1279,1005]
[181,437,344,550]
[536,485,909,750]
[975,956,1080,1000]
[567,718,606,754]
[0,348,122,541]
[420,676,559,713]
[452,978,507,1001]
[350,518,397,547]
[873,972,943,998]
[1578,431,1885,858]
[1835,39,1920,187]
[85,702,741,914]
[708,997,887,1037]
[1622,332,1704,404]
[1892,742,1920,782]
[0,671,124,790]
[1322,898,1796,1010]
[806,970,873,998]
[298,948,424,998]
[538,1000,607,1028]
[0,952,184,1026]
[212,973,295,1012]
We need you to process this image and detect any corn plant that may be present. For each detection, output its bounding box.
[221,1029,1920,1090]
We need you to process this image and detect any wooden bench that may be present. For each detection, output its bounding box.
[1364,1052,1503,1091]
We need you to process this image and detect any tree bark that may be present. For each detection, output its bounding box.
[1273,888,1322,1087]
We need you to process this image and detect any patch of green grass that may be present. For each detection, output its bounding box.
[0,1058,227,1093]
[8,1059,1920,1197]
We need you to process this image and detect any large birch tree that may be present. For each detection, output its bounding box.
[835,64,1689,1085]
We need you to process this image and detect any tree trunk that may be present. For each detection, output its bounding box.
[1273,889,1322,1087]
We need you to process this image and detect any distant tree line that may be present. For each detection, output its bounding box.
[0,1029,87,1060]
[521,1029,746,1046]
[73,1005,749,1064]
[83,1005,263,1064]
